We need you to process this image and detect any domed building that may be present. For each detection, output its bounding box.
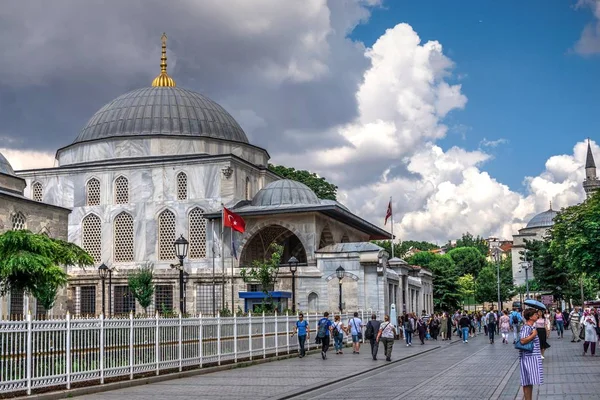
[8,34,407,317]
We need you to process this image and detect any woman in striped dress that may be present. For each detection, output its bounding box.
[519,308,543,400]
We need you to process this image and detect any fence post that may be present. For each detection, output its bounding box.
[178,313,183,372]
[66,312,71,390]
[198,313,203,368]
[262,312,266,359]
[155,312,159,376]
[99,314,104,385]
[249,311,253,361]
[217,312,221,366]
[233,312,238,363]
[274,310,278,356]
[286,312,290,354]
[129,312,134,380]
[306,313,310,352]
[26,313,32,395]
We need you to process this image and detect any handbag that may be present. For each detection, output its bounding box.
[514,328,534,352]
[579,326,586,341]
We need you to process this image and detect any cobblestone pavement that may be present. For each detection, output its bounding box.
[74,330,600,399]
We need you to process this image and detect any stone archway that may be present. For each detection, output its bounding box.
[239,224,308,267]
[318,225,334,249]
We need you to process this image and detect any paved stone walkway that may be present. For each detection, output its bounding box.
[73,330,600,399]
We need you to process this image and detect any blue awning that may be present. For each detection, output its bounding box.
[238,291,292,299]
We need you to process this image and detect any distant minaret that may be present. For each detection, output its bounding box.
[583,139,600,198]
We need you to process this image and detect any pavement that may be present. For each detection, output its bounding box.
[70,329,600,400]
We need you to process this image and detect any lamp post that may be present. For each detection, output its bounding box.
[172,235,189,315]
[107,266,115,318]
[336,266,345,313]
[98,263,109,316]
[490,239,502,311]
[519,252,532,300]
[287,256,299,313]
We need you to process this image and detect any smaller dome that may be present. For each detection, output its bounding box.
[0,152,15,176]
[252,180,320,207]
[525,208,558,229]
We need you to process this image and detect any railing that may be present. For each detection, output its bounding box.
[0,311,362,395]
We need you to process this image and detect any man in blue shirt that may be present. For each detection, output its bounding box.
[292,313,310,358]
[317,311,333,359]
[509,307,523,344]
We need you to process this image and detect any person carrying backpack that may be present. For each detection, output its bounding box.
[510,308,523,344]
[291,313,310,358]
[487,308,497,344]
[365,314,381,360]
[317,311,333,360]
[404,313,415,346]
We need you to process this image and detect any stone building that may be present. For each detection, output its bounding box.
[9,35,426,317]
[0,152,71,317]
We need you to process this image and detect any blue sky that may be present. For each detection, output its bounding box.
[352,0,598,193]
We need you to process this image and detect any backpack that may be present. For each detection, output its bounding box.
[512,314,519,325]
[404,319,413,332]
[317,319,328,338]
[365,321,375,340]
[488,313,496,324]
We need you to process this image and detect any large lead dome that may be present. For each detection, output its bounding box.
[73,87,248,144]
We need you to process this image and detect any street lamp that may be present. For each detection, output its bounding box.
[108,266,114,318]
[98,263,109,316]
[519,259,532,300]
[172,235,189,315]
[288,256,299,313]
[336,266,345,313]
[490,240,502,311]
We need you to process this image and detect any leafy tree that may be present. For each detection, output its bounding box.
[240,243,284,311]
[268,164,338,200]
[406,251,438,268]
[455,232,489,256]
[474,265,497,305]
[128,264,155,314]
[548,191,600,276]
[372,240,439,259]
[409,253,461,312]
[0,230,93,309]
[447,247,487,277]
[457,274,475,307]
[524,239,568,299]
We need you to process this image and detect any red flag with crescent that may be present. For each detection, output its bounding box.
[384,200,392,225]
[223,207,246,233]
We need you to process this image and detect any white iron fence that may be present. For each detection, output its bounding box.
[0,311,365,395]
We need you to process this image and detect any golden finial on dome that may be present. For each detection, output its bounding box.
[152,32,176,87]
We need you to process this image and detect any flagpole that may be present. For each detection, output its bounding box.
[221,206,225,311]
[211,219,216,315]
[390,196,394,258]
[230,227,235,313]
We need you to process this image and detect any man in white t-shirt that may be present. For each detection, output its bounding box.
[348,312,364,354]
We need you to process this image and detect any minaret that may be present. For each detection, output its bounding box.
[151,33,176,87]
[583,138,600,197]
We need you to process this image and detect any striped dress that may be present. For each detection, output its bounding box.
[519,324,543,386]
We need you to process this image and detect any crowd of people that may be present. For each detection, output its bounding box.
[291,305,600,400]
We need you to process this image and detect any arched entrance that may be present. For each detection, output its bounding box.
[240,224,308,267]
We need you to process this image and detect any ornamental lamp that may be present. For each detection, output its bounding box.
[174,235,189,261]
[288,256,299,273]
[98,263,109,280]
[336,265,345,281]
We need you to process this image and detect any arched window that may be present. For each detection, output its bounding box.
[308,292,319,313]
[32,182,43,202]
[113,212,134,262]
[158,210,176,261]
[82,214,102,263]
[11,212,26,230]
[188,207,207,259]
[114,176,129,204]
[177,172,187,200]
[86,178,101,206]
[245,177,251,200]
[341,234,350,243]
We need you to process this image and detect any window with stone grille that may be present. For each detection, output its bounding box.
[188,207,207,259]
[86,178,101,206]
[82,214,102,263]
[113,285,136,315]
[11,212,26,230]
[32,182,43,202]
[114,176,129,204]
[245,177,251,200]
[9,288,24,318]
[196,283,221,315]
[158,210,176,260]
[113,212,134,262]
[35,300,47,317]
[177,172,187,200]
[152,285,174,315]
[79,286,96,316]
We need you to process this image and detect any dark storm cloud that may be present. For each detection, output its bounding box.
[0,0,376,153]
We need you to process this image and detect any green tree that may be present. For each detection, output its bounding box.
[240,243,284,311]
[128,264,155,314]
[410,253,461,312]
[0,230,93,309]
[406,251,438,268]
[524,239,569,299]
[474,265,497,305]
[457,274,475,307]
[447,247,487,277]
[268,164,338,200]
[455,232,489,256]
[372,240,439,259]
[548,191,600,276]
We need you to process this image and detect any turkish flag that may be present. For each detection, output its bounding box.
[223,207,246,233]
[384,200,392,225]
